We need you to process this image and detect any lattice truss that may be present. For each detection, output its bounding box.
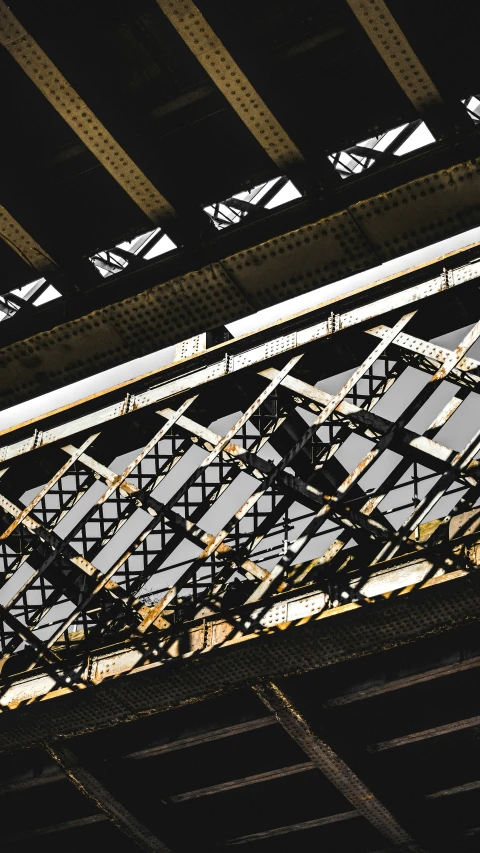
[1,308,480,688]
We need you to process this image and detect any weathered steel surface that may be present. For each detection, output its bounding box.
[46,741,173,852]
[0,1,177,226]
[0,252,478,853]
[158,0,306,172]
[0,0,478,416]
[0,256,480,713]
[345,0,443,114]
[255,681,424,850]
[3,242,480,460]
[0,204,57,274]
[0,568,478,752]
[0,6,479,849]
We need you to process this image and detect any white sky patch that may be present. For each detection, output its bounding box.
[89,227,177,277]
[33,284,62,306]
[204,177,301,229]
[143,232,176,259]
[1,224,480,433]
[11,278,46,300]
[264,180,301,208]
[330,120,434,177]
[463,95,480,121]
[0,277,61,322]
[395,122,435,156]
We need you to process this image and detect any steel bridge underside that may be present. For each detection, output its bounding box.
[2,2,480,849]
[0,245,480,850]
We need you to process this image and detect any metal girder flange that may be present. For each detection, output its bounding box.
[0,204,57,274]
[0,2,177,226]
[157,0,306,176]
[345,0,443,115]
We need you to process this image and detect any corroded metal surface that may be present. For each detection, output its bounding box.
[0,258,479,714]
[2,160,480,408]
[0,1,177,225]
[346,0,443,114]
[0,0,478,410]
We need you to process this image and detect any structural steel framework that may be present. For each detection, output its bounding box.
[1,251,480,852]
[0,243,479,693]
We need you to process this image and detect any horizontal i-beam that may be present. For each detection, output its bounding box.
[0,2,176,225]
[369,714,480,752]
[322,654,480,708]
[169,761,313,802]
[2,814,108,844]
[223,811,360,845]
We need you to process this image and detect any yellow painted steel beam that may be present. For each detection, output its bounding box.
[345,0,443,114]
[0,204,57,274]
[157,0,306,172]
[0,2,177,225]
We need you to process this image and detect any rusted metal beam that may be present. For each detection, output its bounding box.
[175,315,414,612]
[157,0,306,176]
[0,433,98,540]
[155,408,388,546]
[345,0,443,116]
[63,443,268,585]
[170,761,313,802]
[261,370,480,484]
[2,814,108,844]
[0,2,177,226]
[0,403,199,659]
[306,320,480,575]
[322,654,480,709]
[371,315,480,563]
[254,681,425,852]
[223,811,360,845]
[370,714,480,752]
[2,250,480,466]
[45,741,173,853]
[426,779,480,800]
[0,565,478,748]
[137,354,303,631]
[246,313,416,603]
[0,204,57,274]
[124,715,276,759]
[0,561,473,711]
[367,325,480,387]
[0,492,151,616]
